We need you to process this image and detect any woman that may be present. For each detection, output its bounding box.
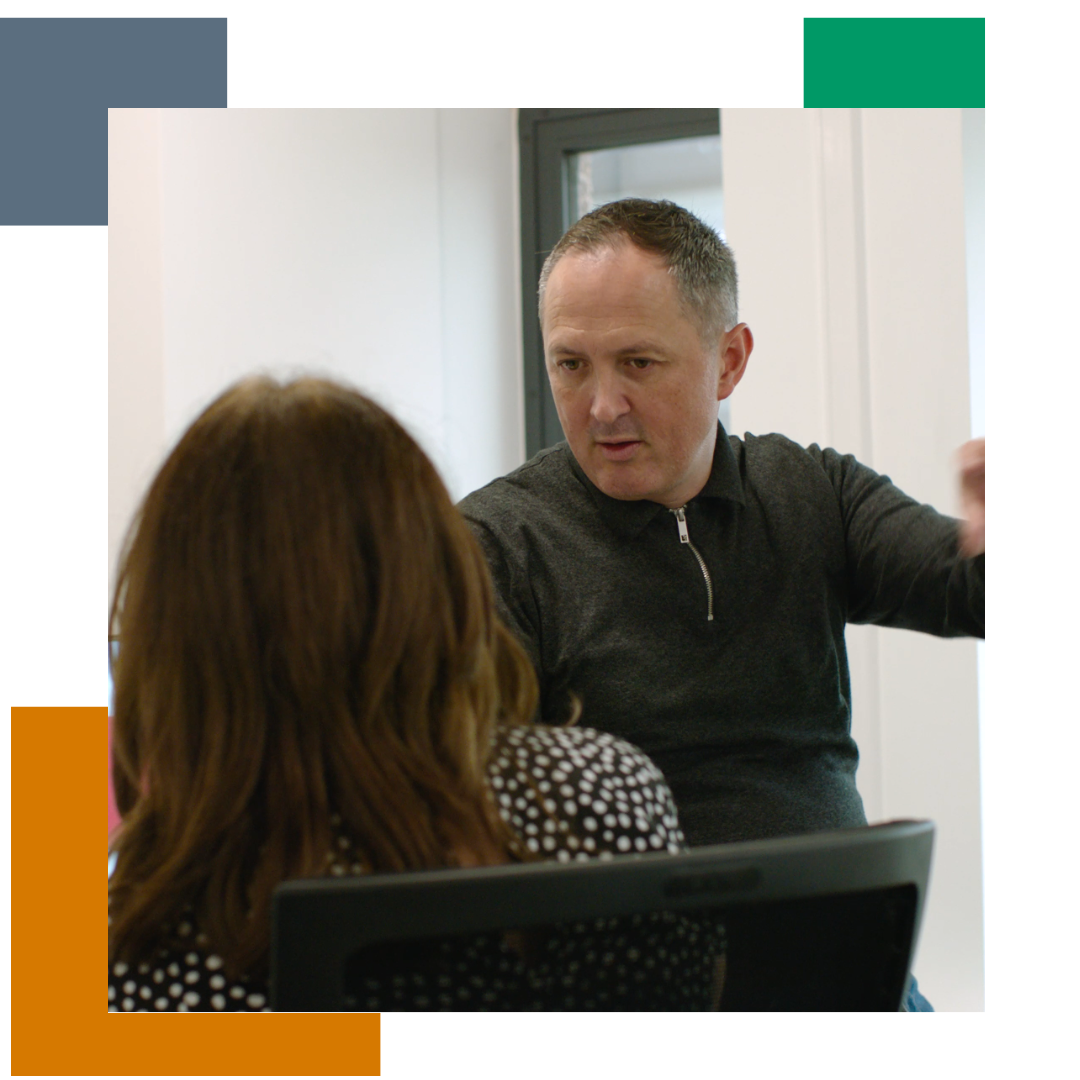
[108,376,705,1012]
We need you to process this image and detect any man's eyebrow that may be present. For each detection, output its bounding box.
[546,341,584,357]
[613,341,667,357]
[547,340,669,357]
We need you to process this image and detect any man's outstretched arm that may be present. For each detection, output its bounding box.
[814,445,984,638]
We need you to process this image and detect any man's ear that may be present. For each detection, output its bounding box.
[717,324,753,401]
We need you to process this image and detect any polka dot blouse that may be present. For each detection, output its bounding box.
[488,724,685,861]
[109,725,714,1012]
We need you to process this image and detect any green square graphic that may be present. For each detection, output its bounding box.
[804,18,984,107]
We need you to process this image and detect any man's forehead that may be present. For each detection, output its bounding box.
[545,243,676,313]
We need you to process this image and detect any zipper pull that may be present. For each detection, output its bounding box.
[673,506,690,543]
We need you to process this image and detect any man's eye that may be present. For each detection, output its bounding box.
[559,359,583,372]
[628,357,654,370]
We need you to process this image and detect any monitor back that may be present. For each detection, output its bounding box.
[271,819,933,1012]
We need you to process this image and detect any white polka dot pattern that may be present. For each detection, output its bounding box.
[488,726,686,861]
[108,725,699,1011]
[107,924,265,1014]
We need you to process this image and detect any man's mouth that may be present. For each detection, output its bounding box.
[595,439,643,461]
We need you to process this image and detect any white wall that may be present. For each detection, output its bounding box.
[108,108,165,597]
[963,108,985,442]
[108,108,523,590]
[723,108,983,1011]
[437,110,525,499]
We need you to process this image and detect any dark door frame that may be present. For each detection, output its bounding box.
[518,108,721,456]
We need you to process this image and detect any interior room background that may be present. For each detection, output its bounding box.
[108,107,985,1010]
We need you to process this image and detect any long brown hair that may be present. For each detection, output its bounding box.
[108,377,537,979]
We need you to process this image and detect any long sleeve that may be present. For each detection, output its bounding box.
[811,446,984,638]
[465,518,544,671]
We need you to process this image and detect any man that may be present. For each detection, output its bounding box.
[459,198,985,851]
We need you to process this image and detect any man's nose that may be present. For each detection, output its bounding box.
[590,372,631,425]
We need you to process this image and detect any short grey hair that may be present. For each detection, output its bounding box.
[537,198,739,345]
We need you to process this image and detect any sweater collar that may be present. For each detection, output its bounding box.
[565,422,745,538]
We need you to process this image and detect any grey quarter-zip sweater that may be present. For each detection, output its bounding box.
[459,425,984,847]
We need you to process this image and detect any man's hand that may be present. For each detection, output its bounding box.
[957,438,985,558]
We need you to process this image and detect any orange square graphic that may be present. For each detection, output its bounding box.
[11,707,381,1076]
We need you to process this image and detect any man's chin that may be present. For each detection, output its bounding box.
[589,463,656,503]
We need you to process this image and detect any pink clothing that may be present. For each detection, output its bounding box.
[108,716,120,837]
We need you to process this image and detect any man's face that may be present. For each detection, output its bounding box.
[542,242,746,508]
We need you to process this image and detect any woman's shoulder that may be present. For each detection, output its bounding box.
[488,724,686,859]
[492,723,664,771]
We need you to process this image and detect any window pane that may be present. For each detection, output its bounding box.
[569,134,725,238]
